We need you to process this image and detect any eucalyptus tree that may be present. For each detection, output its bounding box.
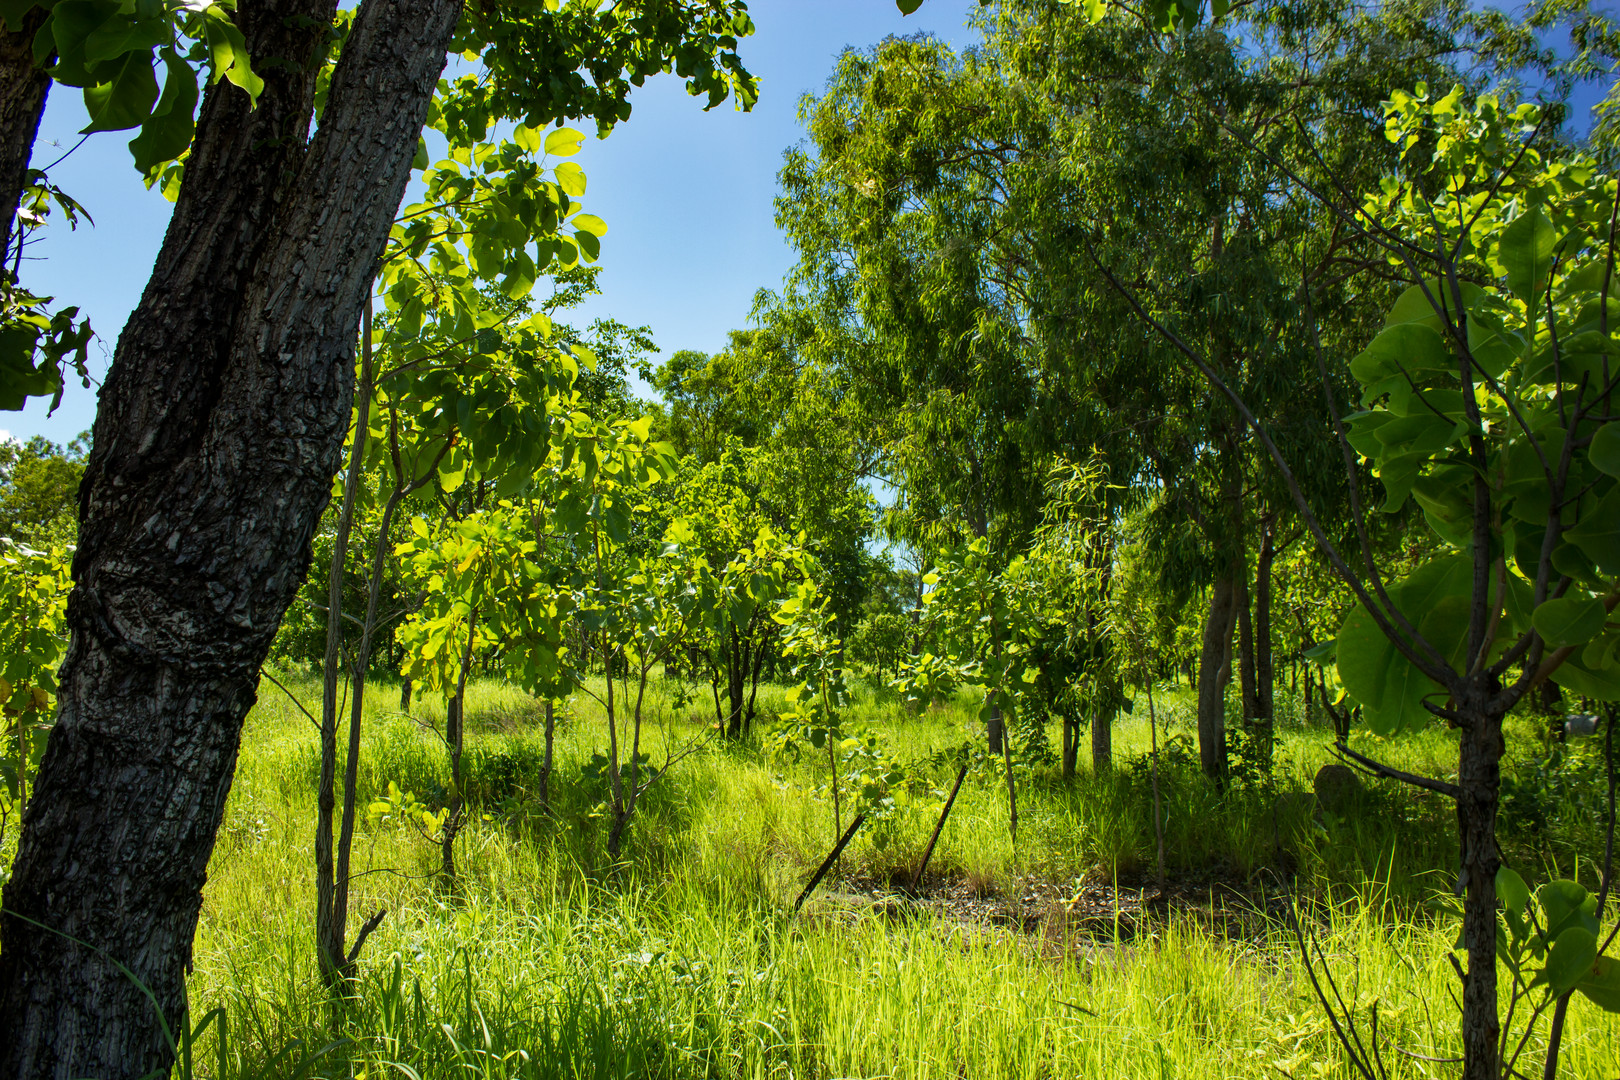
[0,1,759,1074]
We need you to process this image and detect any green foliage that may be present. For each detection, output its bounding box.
[1493,867,1620,1015]
[0,538,71,854]
[0,432,86,547]
[1329,87,1620,728]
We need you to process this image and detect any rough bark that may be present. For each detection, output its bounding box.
[1197,573,1236,782]
[1456,701,1504,1080]
[0,1,462,1075]
[0,7,50,265]
[1090,705,1111,772]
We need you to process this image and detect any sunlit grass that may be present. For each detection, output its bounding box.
[139,671,1620,1077]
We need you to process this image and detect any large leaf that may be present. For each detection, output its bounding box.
[1348,322,1451,385]
[1564,485,1620,578]
[80,49,159,134]
[1498,207,1562,307]
[1576,954,1620,1012]
[1384,278,1484,332]
[128,46,198,178]
[1537,926,1598,996]
[1532,595,1607,649]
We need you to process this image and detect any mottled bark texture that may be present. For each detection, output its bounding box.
[0,1,462,1076]
[0,6,50,264]
[1196,573,1236,781]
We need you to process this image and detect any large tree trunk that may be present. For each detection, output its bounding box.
[1196,573,1236,782]
[0,7,49,264]
[0,2,461,1076]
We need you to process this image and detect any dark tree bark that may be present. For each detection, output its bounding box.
[1196,573,1236,782]
[0,1,462,1076]
[441,606,477,880]
[1253,519,1277,762]
[1236,567,1258,723]
[538,697,554,807]
[1457,701,1504,1080]
[0,7,50,265]
[1090,706,1112,772]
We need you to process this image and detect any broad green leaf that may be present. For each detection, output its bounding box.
[1496,866,1530,915]
[555,161,587,196]
[1532,595,1607,648]
[1564,486,1620,578]
[128,47,199,178]
[202,12,262,100]
[1336,603,1438,734]
[1384,278,1484,332]
[575,229,600,262]
[1590,424,1620,479]
[1537,880,1599,941]
[1538,926,1598,996]
[1498,207,1562,307]
[81,50,159,134]
[1349,322,1451,385]
[544,127,585,157]
[1576,955,1620,1012]
[572,213,608,237]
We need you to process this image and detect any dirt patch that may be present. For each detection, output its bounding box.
[811,869,1287,959]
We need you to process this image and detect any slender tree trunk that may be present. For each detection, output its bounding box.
[1254,521,1277,765]
[400,678,412,712]
[0,7,50,265]
[441,607,477,880]
[315,308,375,985]
[987,694,1005,754]
[0,4,460,1076]
[1237,566,1258,723]
[1061,713,1078,779]
[1457,700,1504,1080]
[1196,574,1236,782]
[538,698,554,808]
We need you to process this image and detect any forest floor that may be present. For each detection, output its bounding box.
[69,673,1620,1078]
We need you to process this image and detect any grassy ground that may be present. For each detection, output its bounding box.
[17,671,1620,1078]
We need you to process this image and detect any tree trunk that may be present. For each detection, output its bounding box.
[1196,573,1236,782]
[441,608,476,881]
[724,627,745,738]
[1253,521,1277,766]
[1091,706,1111,772]
[1457,700,1505,1080]
[538,697,554,808]
[315,310,374,986]
[986,694,1004,754]
[1237,568,1258,723]
[1061,713,1078,778]
[0,3,461,1075]
[0,7,49,265]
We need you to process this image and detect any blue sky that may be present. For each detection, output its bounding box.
[0,0,985,445]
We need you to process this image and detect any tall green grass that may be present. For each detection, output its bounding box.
[11,670,1620,1078]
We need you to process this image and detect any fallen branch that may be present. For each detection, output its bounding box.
[794,812,866,913]
[912,758,970,892]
